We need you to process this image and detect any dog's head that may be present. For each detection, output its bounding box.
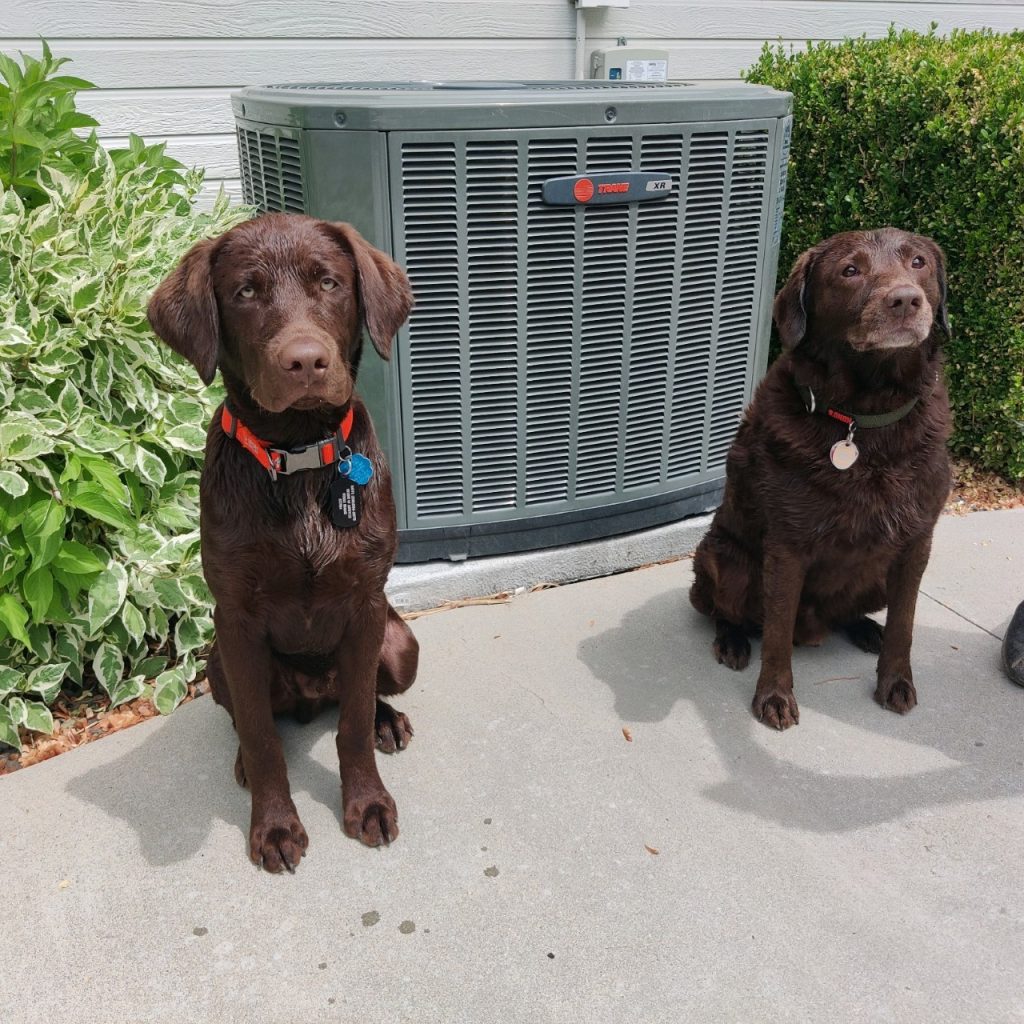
[773,228,948,355]
[147,214,413,413]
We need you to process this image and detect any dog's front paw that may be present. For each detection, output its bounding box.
[752,687,800,730]
[343,786,399,847]
[249,802,309,872]
[875,674,917,714]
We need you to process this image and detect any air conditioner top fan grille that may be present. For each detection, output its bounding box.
[265,81,677,93]
[233,80,792,131]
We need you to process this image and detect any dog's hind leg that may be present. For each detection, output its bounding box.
[692,534,758,671]
[713,618,753,670]
[374,603,418,753]
[206,645,250,788]
[842,616,885,654]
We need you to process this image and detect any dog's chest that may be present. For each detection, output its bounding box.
[817,454,944,547]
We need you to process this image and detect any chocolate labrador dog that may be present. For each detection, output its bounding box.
[148,213,418,870]
[690,228,952,729]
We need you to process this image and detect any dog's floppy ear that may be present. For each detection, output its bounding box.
[929,239,950,339]
[147,237,220,385]
[773,246,819,350]
[321,222,413,361]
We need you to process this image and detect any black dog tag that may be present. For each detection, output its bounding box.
[329,475,361,528]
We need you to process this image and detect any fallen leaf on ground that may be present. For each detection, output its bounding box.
[644,845,659,856]
[622,727,633,742]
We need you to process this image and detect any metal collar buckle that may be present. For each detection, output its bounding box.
[273,443,328,476]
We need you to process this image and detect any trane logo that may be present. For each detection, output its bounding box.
[543,172,674,206]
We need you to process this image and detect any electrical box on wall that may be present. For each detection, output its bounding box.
[591,47,669,81]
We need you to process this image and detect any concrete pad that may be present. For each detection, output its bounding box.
[923,508,1024,638]
[2,518,1023,1023]
[386,513,712,612]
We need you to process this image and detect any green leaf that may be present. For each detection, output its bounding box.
[53,541,106,575]
[0,419,56,462]
[162,423,208,452]
[0,325,33,357]
[152,576,188,611]
[134,446,167,487]
[179,574,212,605]
[107,673,146,708]
[154,504,195,531]
[79,457,130,506]
[0,595,31,647]
[66,483,135,531]
[135,655,167,679]
[25,662,68,703]
[86,561,128,635]
[6,696,28,727]
[23,566,54,622]
[0,665,24,700]
[0,470,28,498]
[57,380,84,423]
[21,498,66,566]
[153,667,187,715]
[71,277,103,311]
[22,699,54,735]
[91,641,124,697]
[174,614,212,653]
[120,600,146,639]
[0,703,20,750]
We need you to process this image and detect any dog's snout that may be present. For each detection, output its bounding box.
[278,337,331,384]
[886,285,924,314]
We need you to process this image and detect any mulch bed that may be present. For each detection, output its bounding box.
[945,458,1024,515]
[2,461,1021,776]
[0,678,210,775]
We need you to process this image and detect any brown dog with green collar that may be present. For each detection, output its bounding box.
[690,228,952,729]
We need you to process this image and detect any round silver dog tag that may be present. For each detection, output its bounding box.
[829,439,860,470]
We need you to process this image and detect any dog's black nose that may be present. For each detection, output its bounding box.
[886,285,924,313]
[279,338,330,383]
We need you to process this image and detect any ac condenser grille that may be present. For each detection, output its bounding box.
[237,127,305,213]
[394,122,776,529]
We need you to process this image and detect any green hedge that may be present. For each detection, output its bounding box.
[0,45,249,748]
[746,28,1024,479]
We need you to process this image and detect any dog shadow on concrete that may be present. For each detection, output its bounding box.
[577,585,1022,834]
[65,698,357,868]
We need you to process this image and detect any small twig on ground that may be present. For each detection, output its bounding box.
[812,675,861,686]
[400,593,512,621]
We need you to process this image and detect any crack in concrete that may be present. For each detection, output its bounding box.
[920,588,1003,641]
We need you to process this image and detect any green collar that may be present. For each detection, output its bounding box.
[796,383,920,430]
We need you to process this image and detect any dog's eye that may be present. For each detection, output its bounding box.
[238,285,255,299]
[911,255,926,268]
[320,278,337,292]
[841,264,859,278]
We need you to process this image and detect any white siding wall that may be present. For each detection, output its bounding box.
[3,0,1023,204]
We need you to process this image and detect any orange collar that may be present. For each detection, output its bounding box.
[220,405,355,480]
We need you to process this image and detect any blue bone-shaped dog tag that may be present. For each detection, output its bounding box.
[340,452,374,485]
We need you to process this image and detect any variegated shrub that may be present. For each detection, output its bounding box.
[0,48,250,749]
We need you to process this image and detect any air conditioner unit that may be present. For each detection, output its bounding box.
[231,81,792,562]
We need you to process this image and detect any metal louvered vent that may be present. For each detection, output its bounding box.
[393,122,777,530]
[265,81,675,93]
[236,127,305,213]
[231,81,792,560]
